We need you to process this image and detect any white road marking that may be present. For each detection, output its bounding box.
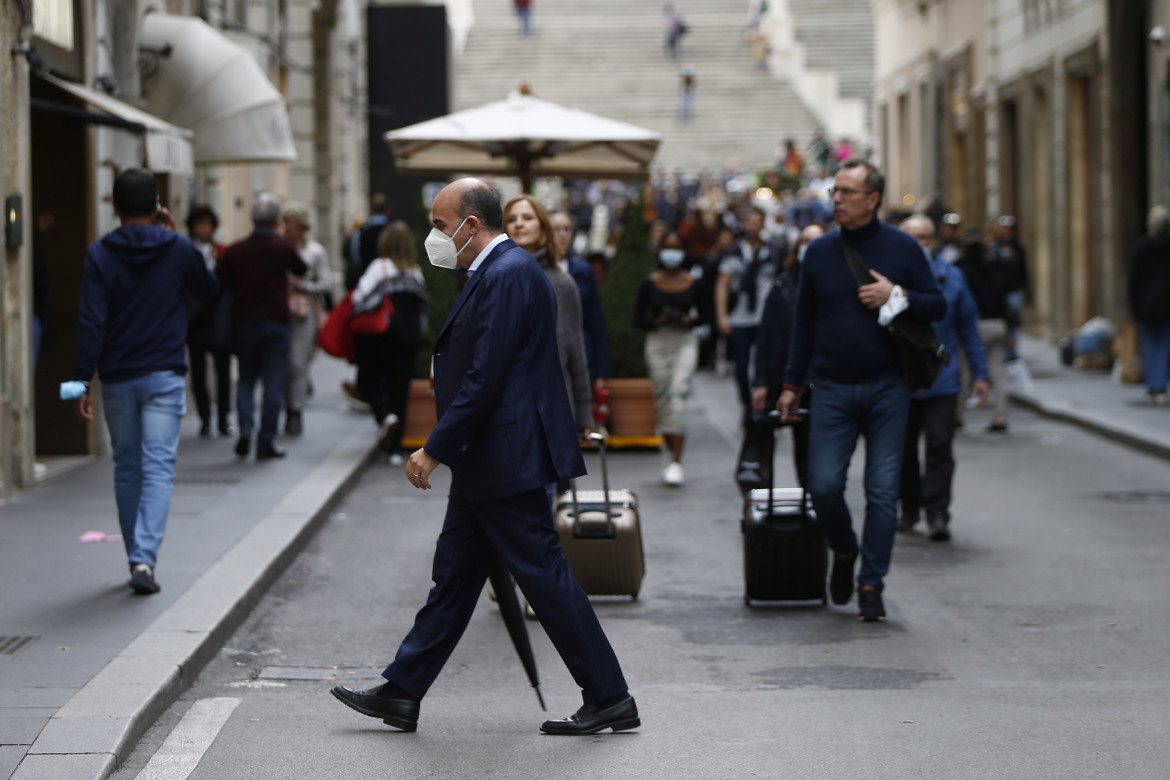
[135,697,241,780]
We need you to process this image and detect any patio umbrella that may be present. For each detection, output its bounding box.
[488,559,546,711]
[385,91,661,190]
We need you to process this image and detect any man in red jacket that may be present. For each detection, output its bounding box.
[216,193,306,459]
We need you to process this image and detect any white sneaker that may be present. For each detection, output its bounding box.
[388,452,405,467]
[1154,392,1170,407]
[662,461,684,486]
[377,414,400,451]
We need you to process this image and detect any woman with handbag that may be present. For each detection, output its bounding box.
[351,220,428,460]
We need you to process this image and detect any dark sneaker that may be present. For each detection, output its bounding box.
[927,514,951,542]
[829,551,858,605]
[284,411,303,436]
[235,435,251,458]
[130,564,160,595]
[897,511,919,533]
[857,586,885,622]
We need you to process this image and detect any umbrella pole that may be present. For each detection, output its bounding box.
[488,559,547,711]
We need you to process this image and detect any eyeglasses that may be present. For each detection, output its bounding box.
[828,186,870,199]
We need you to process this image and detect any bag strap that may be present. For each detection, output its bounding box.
[840,235,873,288]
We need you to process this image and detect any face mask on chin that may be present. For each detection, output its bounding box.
[424,217,473,269]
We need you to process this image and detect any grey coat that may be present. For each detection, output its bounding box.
[535,248,592,429]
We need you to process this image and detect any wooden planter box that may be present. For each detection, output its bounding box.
[602,377,663,449]
[400,378,437,450]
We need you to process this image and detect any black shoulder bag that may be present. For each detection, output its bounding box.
[840,237,948,391]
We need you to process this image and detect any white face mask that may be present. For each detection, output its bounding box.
[424,217,472,269]
[659,248,685,268]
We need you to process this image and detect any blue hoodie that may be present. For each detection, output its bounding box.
[921,251,989,399]
[73,224,218,384]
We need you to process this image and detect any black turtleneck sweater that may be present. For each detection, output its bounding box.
[784,218,945,388]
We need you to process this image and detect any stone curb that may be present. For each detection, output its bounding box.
[1009,393,1170,463]
[12,432,376,780]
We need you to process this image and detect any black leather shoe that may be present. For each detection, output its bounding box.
[331,685,419,731]
[256,445,287,460]
[829,551,858,605]
[540,695,639,735]
[235,435,251,458]
[199,421,212,438]
[927,514,951,542]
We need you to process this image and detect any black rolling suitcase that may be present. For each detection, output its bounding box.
[741,410,827,605]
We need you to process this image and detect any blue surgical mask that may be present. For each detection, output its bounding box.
[659,248,685,268]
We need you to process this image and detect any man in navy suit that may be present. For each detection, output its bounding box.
[332,179,638,735]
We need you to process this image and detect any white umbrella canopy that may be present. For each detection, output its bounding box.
[385,91,661,189]
[139,13,296,164]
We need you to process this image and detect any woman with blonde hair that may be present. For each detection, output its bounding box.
[351,220,428,459]
[503,196,592,434]
[281,203,333,435]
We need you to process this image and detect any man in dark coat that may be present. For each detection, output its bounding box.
[1129,205,1170,405]
[331,179,637,736]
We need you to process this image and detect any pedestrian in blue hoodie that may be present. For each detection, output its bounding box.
[73,169,219,594]
[896,216,989,542]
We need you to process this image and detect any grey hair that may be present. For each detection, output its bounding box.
[900,214,935,236]
[1148,205,1169,236]
[840,158,885,208]
[281,201,311,233]
[252,192,282,228]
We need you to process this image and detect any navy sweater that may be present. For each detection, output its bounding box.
[784,219,945,388]
[74,225,218,384]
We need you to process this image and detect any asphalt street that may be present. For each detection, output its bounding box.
[111,373,1170,779]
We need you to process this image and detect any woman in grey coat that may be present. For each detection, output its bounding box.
[503,195,592,433]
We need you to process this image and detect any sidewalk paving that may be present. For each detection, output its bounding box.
[1,356,377,780]
[2,335,1167,780]
[1009,334,1170,462]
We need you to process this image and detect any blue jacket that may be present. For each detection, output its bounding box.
[74,225,218,384]
[568,255,610,379]
[785,219,946,388]
[921,252,988,399]
[427,238,586,502]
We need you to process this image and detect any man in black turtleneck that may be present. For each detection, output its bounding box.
[777,159,945,622]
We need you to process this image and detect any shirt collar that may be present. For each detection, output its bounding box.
[468,233,508,275]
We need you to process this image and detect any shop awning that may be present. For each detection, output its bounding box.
[38,74,195,174]
[138,13,296,164]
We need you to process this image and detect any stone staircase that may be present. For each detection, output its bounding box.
[786,0,874,122]
[451,0,828,173]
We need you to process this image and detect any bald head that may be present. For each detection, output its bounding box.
[431,178,504,269]
[900,214,937,254]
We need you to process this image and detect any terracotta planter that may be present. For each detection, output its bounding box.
[401,378,438,449]
[603,377,659,440]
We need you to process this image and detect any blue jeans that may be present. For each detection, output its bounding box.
[808,377,911,589]
[235,319,291,447]
[101,371,186,568]
[1138,319,1170,393]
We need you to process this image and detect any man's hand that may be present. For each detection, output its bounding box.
[970,379,991,408]
[858,269,894,310]
[776,388,802,422]
[76,393,94,422]
[155,207,176,232]
[406,448,440,490]
[750,386,767,411]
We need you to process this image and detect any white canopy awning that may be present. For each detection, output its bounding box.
[385,92,661,183]
[138,13,296,165]
[41,74,195,174]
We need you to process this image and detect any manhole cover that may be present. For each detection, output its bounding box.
[1101,490,1170,503]
[173,475,242,486]
[0,636,39,656]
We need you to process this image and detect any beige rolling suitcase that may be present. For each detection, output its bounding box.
[554,434,644,598]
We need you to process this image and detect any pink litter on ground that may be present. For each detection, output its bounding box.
[79,531,123,543]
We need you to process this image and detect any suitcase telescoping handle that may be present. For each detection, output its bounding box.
[762,409,810,521]
[568,433,617,538]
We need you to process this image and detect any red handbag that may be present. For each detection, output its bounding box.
[317,293,357,362]
[350,294,394,335]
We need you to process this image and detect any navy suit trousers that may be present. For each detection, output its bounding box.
[382,487,628,705]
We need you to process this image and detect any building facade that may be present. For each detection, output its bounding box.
[874,0,1161,340]
[0,0,371,498]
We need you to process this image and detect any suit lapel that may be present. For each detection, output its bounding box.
[436,238,517,342]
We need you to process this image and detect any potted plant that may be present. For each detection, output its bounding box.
[598,192,662,445]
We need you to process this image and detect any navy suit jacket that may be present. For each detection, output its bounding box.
[426,238,587,502]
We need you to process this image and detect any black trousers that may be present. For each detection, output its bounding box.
[355,333,417,451]
[900,394,957,521]
[189,340,232,426]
